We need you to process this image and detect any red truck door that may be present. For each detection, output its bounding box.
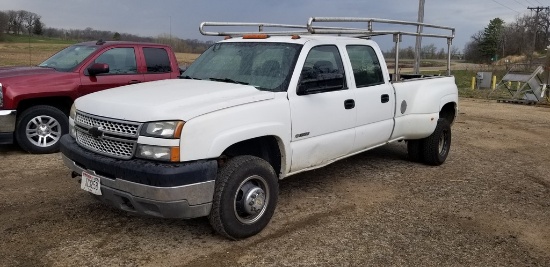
[78,46,144,96]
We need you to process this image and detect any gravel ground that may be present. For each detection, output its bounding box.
[0,98,549,267]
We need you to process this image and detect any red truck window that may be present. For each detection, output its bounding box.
[95,48,137,74]
[143,48,172,73]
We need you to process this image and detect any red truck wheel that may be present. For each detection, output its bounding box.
[15,105,69,154]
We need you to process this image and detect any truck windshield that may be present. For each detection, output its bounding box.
[183,42,302,92]
[38,45,98,72]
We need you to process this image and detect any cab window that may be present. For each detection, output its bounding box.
[94,48,137,74]
[143,47,172,73]
[346,45,384,87]
[298,45,346,95]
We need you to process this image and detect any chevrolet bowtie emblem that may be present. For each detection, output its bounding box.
[88,126,104,139]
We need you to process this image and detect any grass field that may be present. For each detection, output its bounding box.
[0,35,200,67]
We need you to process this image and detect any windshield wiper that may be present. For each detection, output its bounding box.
[209,77,249,85]
[181,75,201,80]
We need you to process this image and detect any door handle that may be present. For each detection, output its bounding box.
[344,99,355,109]
[381,94,390,103]
[128,80,142,84]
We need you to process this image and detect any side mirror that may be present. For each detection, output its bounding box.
[87,63,109,76]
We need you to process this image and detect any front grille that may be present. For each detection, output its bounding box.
[76,112,140,137]
[76,131,135,159]
[74,111,141,159]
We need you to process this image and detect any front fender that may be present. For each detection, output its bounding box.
[178,96,291,167]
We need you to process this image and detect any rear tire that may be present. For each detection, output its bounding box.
[15,105,68,154]
[209,155,279,240]
[421,119,451,166]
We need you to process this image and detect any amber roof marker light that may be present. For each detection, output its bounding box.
[242,34,269,39]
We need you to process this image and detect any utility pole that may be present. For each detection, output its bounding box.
[527,6,549,54]
[414,0,425,74]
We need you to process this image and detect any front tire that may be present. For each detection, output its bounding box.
[15,105,69,154]
[209,156,279,240]
[421,118,451,166]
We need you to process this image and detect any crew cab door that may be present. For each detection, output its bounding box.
[345,44,395,152]
[78,46,144,96]
[289,45,356,172]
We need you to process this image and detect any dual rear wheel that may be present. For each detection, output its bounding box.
[407,118,452,166]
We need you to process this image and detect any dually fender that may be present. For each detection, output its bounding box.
[397,77,458,116]
[391,77,458,140]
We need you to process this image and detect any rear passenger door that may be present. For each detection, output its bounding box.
[141,47,176,82]
[79,46,144,96]
[289,45,356,172]
[345,45,394,153]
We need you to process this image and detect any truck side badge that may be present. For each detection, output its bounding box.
[295,132,310,138]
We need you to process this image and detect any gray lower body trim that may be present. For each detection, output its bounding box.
[0,110,16,132]
[62,154,215,218]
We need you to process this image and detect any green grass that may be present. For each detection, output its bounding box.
[1,34,76,44]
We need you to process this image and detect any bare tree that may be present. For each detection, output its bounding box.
[15,10,28,34]
[23,12,39,35]
[6,10,17,34]
[0,11,8,39]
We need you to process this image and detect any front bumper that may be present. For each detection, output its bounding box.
[0,110,16,144]
[60,135,218,219]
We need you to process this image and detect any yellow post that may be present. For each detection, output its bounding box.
[471,77,476,90]
[508,81,512,88]
[517,81,521,89]
[491,75,497,90]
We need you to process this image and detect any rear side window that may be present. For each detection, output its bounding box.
[143,47,172,73]
[346,45,384,87]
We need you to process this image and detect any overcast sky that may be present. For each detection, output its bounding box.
[2,0,542,51]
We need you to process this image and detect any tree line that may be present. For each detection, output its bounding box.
[0,9,212,54]
[384,44,461,60]
[465,10,550,63]
[0,10,43,37]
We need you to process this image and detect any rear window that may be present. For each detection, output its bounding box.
[143,47,172,73]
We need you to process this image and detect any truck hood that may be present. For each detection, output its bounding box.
[0,66,57,78]
[75,79,275,122]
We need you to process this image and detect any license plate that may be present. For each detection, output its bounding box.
[81,171,102,195]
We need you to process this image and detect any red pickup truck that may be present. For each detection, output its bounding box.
[0,40,181,153]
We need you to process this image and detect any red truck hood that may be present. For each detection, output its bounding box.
[0,66,57,78]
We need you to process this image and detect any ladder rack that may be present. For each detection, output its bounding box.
[199,17,456,78]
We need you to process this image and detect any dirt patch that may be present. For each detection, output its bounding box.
[1,98,549,266]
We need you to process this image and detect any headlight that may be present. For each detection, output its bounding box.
[69,103,76,119]
[141,121,184,138]
[69,104,77,137]
[137,145,180,162]
[0,83,3,108]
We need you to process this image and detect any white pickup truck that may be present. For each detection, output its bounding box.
[60,18,458,239]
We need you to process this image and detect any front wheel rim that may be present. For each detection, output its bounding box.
[25,115,62,148]
[233,175,270,224]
